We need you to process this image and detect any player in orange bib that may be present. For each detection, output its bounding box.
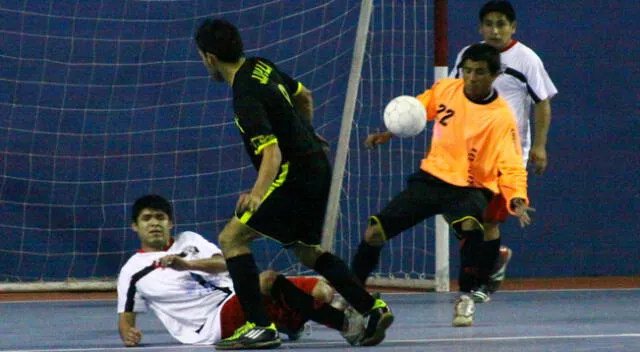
[351,43,534,327]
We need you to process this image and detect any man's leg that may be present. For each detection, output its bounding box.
[482,194,514,298]
[260,272,366,345]
[216,218,280,350]
[351,171,446,286]
[352,219,385,285]
[450,217,485,327]
[293,244,393,347]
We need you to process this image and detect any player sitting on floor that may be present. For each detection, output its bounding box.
[117,194,364,347]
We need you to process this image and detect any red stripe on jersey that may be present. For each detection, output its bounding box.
[501,40,518,52]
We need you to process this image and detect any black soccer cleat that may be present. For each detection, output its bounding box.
[359,299,394,346]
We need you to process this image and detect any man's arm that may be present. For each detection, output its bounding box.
[496,119,530,213]
[529,98,552,175]
[292,85,313,123]
[118,312,142,347]
[158,253,227,273]
[292,84,331,153]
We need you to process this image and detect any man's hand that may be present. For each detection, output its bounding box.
[364,131,393,149]
[528,145,547,175]
[236,192,263,214]
[122,327,142,347]
[511,198,535,227]
[157,254,191,271]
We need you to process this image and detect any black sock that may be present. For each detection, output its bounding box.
[352,240,383,284]
[314,252,375,314]
[476,238,501,285]
[458,235,481,292]
[270,275,344,331]
[225,254,271,327]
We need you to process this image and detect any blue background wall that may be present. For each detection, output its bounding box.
[0,1,638,281]
[447,0,639,277]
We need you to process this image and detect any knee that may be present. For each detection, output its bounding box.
[217,230,239,251]
[460,218,482,231]
[483,222,500,241]
[218,222,252,251]
[311,280,335,304]
[364,224,385,247]
[452,217,484,243]
[259,270,279,296]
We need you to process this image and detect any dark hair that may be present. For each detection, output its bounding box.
[460,43,501,74]
[194,19,244,63]
[479,0,516,23]
[132,194,173,223]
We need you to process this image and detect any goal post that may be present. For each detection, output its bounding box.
[0,0,449,292]
[434,0,451,293]
[323,0,450,291]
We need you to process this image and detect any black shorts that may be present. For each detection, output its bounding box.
[372,170,493,240]
[238,155,331,247]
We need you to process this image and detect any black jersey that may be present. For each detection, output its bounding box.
[232,57,324,170]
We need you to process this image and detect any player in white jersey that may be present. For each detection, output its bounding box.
[117,195,365,347]
[449,0,557,302]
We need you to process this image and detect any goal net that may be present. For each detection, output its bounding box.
[0,0,448,291]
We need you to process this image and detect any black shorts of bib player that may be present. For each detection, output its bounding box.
[195,18,394,350]
[366,170,494,292]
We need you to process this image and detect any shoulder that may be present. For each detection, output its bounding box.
[173,231,207,244]
[434,78,462,89]
[454,44,474,59]
[118,253,149,280]
[493,96,518,121]
[234,57,260,91]
[503,42,546,67]
[432,78,463,96]
[172,231,221,254]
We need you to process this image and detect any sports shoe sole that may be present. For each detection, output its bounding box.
[215,339,281,350]
[360,311,394,346]
[452,316,473,327]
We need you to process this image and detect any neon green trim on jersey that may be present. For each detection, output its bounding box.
[251,135,278,155]
[234,116,245,134]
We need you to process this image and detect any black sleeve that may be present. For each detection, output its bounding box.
[276,67,302,96]
[234,94,277,153]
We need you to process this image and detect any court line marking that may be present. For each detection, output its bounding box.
[1,287,639,304]
[2,333,640,351]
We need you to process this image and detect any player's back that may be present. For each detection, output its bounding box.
[232,57,325,167]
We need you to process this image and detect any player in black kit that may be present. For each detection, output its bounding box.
[194,19,393,350]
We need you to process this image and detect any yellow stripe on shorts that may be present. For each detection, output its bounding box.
[239,162,289,223]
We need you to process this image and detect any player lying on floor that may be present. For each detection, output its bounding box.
[117,194,363,347]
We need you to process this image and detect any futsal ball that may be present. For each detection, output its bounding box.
[383,95,427,138]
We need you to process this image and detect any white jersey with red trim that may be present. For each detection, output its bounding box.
[117,231,234,344]
[450,40,558,164]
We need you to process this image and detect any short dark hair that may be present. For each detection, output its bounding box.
[460,43,501,75]
[194,18,244,63]
[132,194,173,223]
[479,0,516,23]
